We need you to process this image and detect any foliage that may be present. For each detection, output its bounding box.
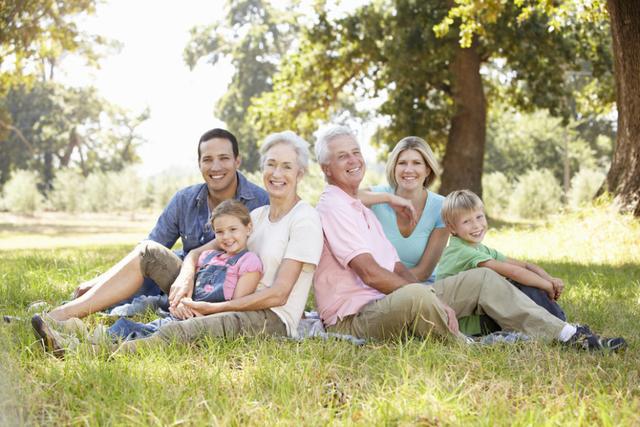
[484,106,613,184]
[568,168,606,210]
[1,206,639,424]
[183,0,300,171]
[244,0,613,200]
[47,169,85,213]
[0,169,42,215]
[0,81,149,190]
[508,169,563,219]
[482,171,512,217]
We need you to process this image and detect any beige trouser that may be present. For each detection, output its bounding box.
[133,241,287,343]
[329,268,566,341]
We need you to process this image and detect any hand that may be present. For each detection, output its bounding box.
[168,273,194,310]
[388,194,417,225]
[550,277,564,300]
[181,298,222,316]
[440,300,459,334]
[170,299,203,319]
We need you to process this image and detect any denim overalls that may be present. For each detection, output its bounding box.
[109,250,248,340]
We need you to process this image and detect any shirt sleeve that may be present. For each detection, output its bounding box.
[488,246,507,262]
[147,191,181,249]
[463,245,498,269]
[432,193,446,229]
[237,252,264,275]
[283,207,323,270]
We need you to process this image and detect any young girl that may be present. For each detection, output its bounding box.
[107,199,263,339]
[32,200,263,347]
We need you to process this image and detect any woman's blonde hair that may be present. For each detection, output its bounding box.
[211,199,252,227]
[441,189,484,226]
[385,136,441,189]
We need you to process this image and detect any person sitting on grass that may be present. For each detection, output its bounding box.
[313,124,626,352]
[436,189,566,328]
[33,199,264,347]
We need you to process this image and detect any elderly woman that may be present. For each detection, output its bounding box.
[360,136,448,283]
[33,131,323,354]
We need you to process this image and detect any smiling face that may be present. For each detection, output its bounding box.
[261,142,302,201]
[198,138,241,195]
[448,207,488,245]
[322,135,365,196]
[394,149,431,192]
[213,214,252,255]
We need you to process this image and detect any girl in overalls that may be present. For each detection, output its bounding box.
[108,200,262,340]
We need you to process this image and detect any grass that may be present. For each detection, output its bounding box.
[1,207,639,426]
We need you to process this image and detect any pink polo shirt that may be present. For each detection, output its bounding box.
[314,185,400,327]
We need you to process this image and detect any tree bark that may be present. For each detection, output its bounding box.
[601,0,640,216]
[439,43,486,198]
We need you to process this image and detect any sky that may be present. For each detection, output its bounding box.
[61,0,236,176]
[60,0,379,177]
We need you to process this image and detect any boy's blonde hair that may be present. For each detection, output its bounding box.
[211,199,252,227]
[441,189,484,226]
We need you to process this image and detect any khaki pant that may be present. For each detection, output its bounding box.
[329,268,566,341]
[133,241,288,343]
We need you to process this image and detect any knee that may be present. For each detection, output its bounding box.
[137,240,169,273]
[397,283,439,313]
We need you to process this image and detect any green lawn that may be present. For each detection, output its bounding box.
[1,208,639,426]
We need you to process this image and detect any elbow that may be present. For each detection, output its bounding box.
[267,288,289,308]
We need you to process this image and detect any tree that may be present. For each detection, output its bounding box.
[600,0,640,216]
[183,0,300,171]
[247,0,611,197]
[0,82,148,189]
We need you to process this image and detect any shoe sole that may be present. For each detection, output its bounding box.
[31,315,65,358]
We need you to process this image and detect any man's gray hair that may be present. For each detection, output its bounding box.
[314,125,358,165]
[260,130,310,174]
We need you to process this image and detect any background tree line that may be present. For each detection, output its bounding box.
[0,0,148,192]
[185,0,638,216]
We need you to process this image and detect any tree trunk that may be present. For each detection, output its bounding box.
[600,0,640,216]
[439,43,486,198]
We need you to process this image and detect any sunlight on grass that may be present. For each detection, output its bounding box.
[1,205,639,424]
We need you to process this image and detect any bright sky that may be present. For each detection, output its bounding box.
[61,0,233,176]
[60,0,379,177]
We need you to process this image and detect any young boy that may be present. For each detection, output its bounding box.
[436,189,566,328]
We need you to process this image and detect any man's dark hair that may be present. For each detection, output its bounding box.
[198,128,239,160]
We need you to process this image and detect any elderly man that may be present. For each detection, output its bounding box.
[313,125,625,351]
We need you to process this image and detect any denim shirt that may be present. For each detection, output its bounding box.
[147,172,269,257]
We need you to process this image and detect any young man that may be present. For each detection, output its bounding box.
[312,125,626,351]
[50,128,269,321]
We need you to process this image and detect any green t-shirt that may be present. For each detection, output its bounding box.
[435,236,506,280]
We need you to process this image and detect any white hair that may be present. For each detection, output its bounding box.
[260,130,310,174]
[314,125,358,165]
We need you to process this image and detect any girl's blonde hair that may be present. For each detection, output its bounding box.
[385,136,441,189]
[211,199,252,227]
[441,189,484,226]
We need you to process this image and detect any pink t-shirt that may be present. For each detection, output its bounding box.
[196,250,263,300]
[314,185,401,327]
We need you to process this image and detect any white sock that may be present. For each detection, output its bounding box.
[558,324,578,342]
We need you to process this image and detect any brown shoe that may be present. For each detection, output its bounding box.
[31,314,78,358]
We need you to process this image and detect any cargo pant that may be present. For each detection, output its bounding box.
[134,241,287,343]
[327,267,566,341]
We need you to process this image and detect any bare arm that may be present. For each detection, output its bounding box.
[182,259,304,315]
[349,253,411,294]
[357,190,417,224]
[232,271,261,299]
[168,239,218,309]
[409,228,450,282]
[506,257,564,299]
[478,259,554,298]
[394,261,419,283]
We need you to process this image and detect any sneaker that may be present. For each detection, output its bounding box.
[31,314,79,358]
[565,325,627,352]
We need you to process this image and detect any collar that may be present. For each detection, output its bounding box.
[195,171,256,206]
[325,184,365,211]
